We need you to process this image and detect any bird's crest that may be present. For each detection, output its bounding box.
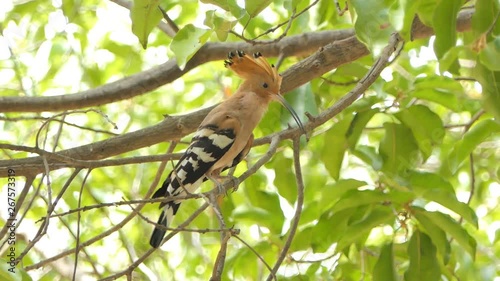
[224,50,281,88]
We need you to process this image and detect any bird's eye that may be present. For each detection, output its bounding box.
[262,83,268,88]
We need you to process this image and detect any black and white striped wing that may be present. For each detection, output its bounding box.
[152,124,236,204]
[149,124,236,247]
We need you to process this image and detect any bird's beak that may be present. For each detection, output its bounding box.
[274,94,307,136]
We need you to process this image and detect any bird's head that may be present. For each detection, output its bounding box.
[225,50,306,135]
[224,50,281,99]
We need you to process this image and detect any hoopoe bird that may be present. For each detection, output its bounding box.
[149,50,305,248]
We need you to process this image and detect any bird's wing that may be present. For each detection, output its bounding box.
[152,117,240,208]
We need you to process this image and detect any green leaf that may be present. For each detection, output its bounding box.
[350,0,396,56]
[416,0,438,26]
[170,24,212,69]
[336,206,393,251]
[471,0,499,37]
[284,0,304,12]
[347,108,378,148]
[131,0,163,49]
[379,123,421,175]
[291,225,313,251]
[245,0,273,18]
[306,262,321,276]
[268,153,297,205]
[331,190,392,213]
[389,0,419,41]
[201,0,245,18]
[283,83,319,128]
[233,206,283,234]
[201,0,234,11]
[320,116,352,180]
[404,230,441,281]
[445,119,500,174]
[204,10,237,41]
[408,171,478,227]
[352,145,383,170]
[237,189,285,234]
[312,208,357,252]
[373,243,397,281]
[252,190,284,216]
[411,76,464,112]
[414,208,477,259]
[395,105,444,159]
[438,45,469,74]
[432,0,461,59]
[226,241,269,279]
[413,211,451,264]
[479,37,500,71]
[472,62,500,122]
[319,179,368,211]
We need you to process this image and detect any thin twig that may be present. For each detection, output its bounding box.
[290,251,339,263]
[17,169,82,263]
[158,6,179,34]
[233,235,276,280]
[35,109,117,148]
[42,156,52,214]
[91,136,281,279]
[135,207,235,234]
[454,77,477,82]
[253,7,296,43]
[464,109,485,132]
[0,115,119,136]
[266,136,305,280]
[252,0,320,42]
[24,143,175,271]
[98,203,210,281]
[37,196,197,222]
[456,110,483,226]
[0,143,183,170]
[486,11,500,35]
[0,177,35,246]
[334,0,348,16]
[72,169,92,281]
[211,230,231,281]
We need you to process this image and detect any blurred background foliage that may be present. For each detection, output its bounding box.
[0,0,499,280]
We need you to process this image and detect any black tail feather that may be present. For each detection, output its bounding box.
[150,211,167,248]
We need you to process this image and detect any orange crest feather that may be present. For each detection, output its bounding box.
[224,51,281,90]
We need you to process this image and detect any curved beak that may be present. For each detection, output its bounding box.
[273,94,307,136]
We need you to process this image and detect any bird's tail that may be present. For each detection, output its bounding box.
[149,204,175,248]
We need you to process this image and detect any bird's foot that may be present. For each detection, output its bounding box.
[207,175,240,196]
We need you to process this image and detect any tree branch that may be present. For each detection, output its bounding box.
[266,136,305,280]
[0,30,353,113]
[0,9,475,178]
[0,9,473,113]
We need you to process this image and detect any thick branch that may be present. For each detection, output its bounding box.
[0,30,352,113]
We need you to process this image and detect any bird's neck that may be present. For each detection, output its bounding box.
[229,89,271,130]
